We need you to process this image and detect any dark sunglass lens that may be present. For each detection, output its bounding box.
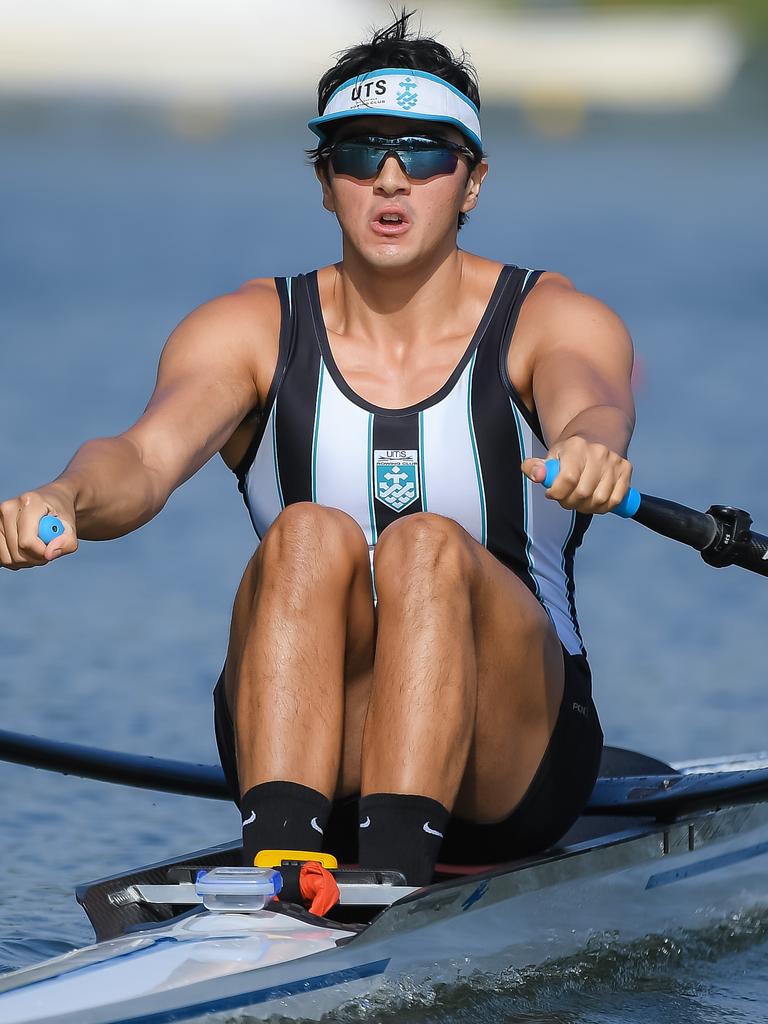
[401,148,459,179]
[328,140,462,180]
[329,143,382,179]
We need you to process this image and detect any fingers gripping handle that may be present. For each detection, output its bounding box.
[542,459,641,519]
[38,515,64,544]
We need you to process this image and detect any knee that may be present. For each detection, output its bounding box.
[259,503,368,583]
[373,513,477,594]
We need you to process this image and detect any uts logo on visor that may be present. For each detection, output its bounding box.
[351,79,387,103]
[374,450,419,512]
[396,77,418,111]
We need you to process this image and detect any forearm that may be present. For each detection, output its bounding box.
[47,436,167,540]
[551,404,634,458]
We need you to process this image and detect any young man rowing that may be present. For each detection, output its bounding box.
[0,15,633,892]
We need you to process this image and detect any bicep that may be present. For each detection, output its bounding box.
[121,292,271,499]
[531,290,635,446]
[125,376,255,497]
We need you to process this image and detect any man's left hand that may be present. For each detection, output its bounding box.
[522,437,633,515]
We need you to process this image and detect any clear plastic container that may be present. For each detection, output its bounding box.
[195,867,282,912]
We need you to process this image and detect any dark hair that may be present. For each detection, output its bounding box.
[308,9,482,229]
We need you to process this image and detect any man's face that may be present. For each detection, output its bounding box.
[316,116,487,272]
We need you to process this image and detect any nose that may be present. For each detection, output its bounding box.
[373,153,411,196]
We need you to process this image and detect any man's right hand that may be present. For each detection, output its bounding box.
[0,283,274,571]
[0,486,78,569]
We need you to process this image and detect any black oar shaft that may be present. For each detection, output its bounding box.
[632,494,768,577]
[733,530,768,576]
[0,729,229,800]
[3,729,768,821]
[633,495,717,551]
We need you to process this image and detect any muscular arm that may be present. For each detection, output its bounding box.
[517,275,636,513]
[64,284,279,539]
[1,281,279,566]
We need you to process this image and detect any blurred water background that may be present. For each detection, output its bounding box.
[1,1,767,1020]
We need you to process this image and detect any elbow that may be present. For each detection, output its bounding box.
[124,436,173,519]
[106,434,172,526]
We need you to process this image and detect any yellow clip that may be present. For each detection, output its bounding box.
[254,849,338,869]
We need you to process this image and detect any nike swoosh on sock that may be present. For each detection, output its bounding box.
[242,810,256,827]
[423,820,444,838]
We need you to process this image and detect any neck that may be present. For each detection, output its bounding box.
[329,242,468,348]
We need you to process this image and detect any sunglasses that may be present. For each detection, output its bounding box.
[320,135,476,181]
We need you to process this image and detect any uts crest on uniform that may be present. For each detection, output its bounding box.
[374,450,420,512]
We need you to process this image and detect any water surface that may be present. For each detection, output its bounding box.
[1,94,767,1018]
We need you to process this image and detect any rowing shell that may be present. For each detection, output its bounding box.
[1,751,768,1024]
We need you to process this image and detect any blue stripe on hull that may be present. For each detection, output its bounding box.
[646,840,768,889]
[112,957,391,1024]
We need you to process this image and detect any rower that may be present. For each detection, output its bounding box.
[0,12,634,904]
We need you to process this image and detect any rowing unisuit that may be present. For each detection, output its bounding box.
[233,264,591,656]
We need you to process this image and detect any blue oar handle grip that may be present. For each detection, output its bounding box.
[38,515,65,544]
[542,459,641,519]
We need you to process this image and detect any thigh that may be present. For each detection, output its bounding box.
[223,506,375,708]
[441,651,602,863]
[337,524,573,814]
[453,540,570,823]
[218,505,377,796]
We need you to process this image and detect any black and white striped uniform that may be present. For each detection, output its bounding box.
[234,266,591,656]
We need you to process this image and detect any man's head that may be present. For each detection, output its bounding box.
[308,10,487,271]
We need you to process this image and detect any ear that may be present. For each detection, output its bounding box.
[315,163,336,214]
[460,159,488,216]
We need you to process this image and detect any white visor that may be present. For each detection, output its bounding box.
[308,67,482,152]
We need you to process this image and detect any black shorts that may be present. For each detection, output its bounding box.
[213,647,603,865]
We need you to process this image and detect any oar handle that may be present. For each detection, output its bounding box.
[38,515,64,544]
[542,459,641,518]
[540,459,768,577]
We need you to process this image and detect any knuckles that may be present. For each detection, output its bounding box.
[548,442,632,515]
[0,490,69,569]
[551,470,579,490]
[592,486,613,507]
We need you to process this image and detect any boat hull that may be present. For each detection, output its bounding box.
[2,798,768,1023]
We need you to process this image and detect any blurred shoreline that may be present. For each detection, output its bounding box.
[0,4,747,111]
[2,68,766,148]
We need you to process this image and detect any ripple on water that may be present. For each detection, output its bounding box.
[233,910,768,1024]
[0,936,76,976]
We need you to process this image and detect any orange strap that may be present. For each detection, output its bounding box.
[299,861,340,916]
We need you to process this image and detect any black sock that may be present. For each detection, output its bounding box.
[240,781,331,867]
[357,793,450,886]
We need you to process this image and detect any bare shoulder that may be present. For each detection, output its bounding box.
[509,271,633,407]
[166,277,281,357]
[522,272,631,344]
[160,277,282,402]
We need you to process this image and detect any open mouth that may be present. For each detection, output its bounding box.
[371,210,410,235]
